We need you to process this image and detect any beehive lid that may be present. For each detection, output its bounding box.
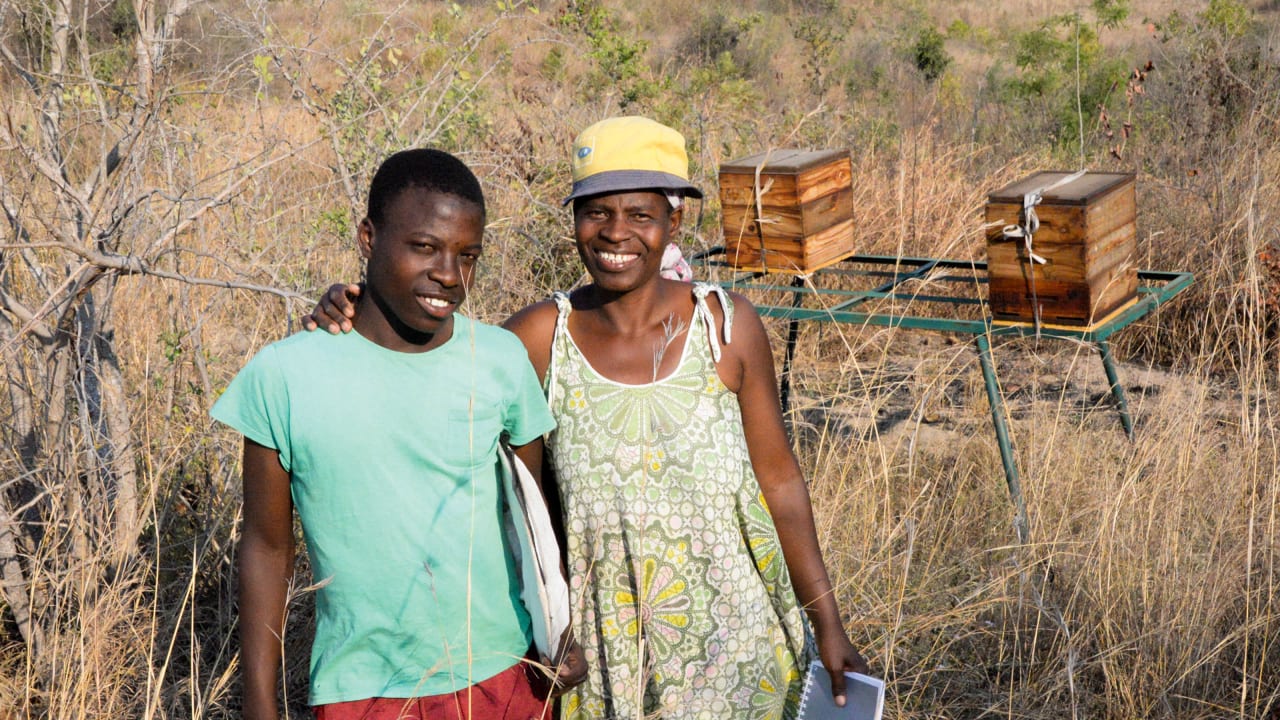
[988,171,1134,206]
[720,149,849,175]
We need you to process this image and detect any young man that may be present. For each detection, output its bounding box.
[213,148,584,720]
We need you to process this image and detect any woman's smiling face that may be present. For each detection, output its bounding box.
[573,190,681,294]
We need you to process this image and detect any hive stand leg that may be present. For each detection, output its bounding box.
[1097,340,1135,440]
[975,334,1031,545]
[778,275,806,420]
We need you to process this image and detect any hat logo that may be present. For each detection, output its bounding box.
[577,146,592,159]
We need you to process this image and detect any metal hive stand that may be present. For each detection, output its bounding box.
[693,249,1194,544]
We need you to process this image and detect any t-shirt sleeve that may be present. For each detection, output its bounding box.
[210,344,293,472]
[502,338,556,447]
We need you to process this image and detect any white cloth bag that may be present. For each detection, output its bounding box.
[497,443,571,660]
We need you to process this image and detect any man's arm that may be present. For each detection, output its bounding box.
[239,438,294,720]
[728,298,869,704]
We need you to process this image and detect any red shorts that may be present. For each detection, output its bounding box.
[312,660,551,720]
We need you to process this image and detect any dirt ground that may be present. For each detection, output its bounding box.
[783,325,1220,457]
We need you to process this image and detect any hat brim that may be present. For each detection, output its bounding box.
[562,170,704,206]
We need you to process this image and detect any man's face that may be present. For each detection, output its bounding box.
[573,190,680,293]
[358,187,484,349]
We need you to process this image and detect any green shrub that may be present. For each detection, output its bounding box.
[1201,0,1253,38]
[788,0,855,95]
[998,11,1131,154]
[912,26,952,83]
[558,0,663,107]
[1091,0,1130,30]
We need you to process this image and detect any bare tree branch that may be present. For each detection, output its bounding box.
[0,287,55,343]
[56,244,312,305]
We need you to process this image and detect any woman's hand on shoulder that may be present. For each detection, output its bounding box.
[300,283,361,334]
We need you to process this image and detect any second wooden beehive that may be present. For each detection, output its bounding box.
[985,171,1138,325]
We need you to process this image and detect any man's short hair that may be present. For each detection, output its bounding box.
[366,148,485,228]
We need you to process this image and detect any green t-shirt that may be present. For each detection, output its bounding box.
[211,314,555,704]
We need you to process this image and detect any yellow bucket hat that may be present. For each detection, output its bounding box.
[563,116,704,205]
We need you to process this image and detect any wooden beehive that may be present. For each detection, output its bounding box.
[985,171,1137,325]
[719,149,855,274]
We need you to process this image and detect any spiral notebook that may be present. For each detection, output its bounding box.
[797,660,884,720]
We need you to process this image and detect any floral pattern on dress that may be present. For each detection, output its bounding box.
[546,287,814,720]
[740,635,800,720]
[583,373,702,444]
[743,491,789,595]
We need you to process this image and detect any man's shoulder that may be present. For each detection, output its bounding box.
[238,329,354,380]
[261,327,343,359]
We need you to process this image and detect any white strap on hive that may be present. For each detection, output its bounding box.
[1000,169,1088,262]
[752,158,777,274]
[999,169,1088,332]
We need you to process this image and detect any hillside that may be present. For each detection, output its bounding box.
[1,0,1278,717]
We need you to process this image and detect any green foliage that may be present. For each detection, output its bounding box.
[327,42,402,173]
[685,51,763,114]
[997,11,1130,152]
[540,45,566,81]
[436,79,491,149]
[108,0,138,40]
[1006,16,1094,98]
[14,0,140,85]
[558,0,662,107]
[90,44,132,84]
[675,7,768,99]
[1201,0,1253,38]
[1148,0,1262,115]
[946,19,971,41]
[788,0,855,95]
[1091,0,1130,30]
[318,36,488,187]
[251,53,274,92]
[159,329,185,363]
[680,10,763,66]
[912,26,951,83]
[92,0,139,79]
[955,20,998,50]
[1136,0,1270,180]
[309,208,353,248]
[1152,1,1254,45]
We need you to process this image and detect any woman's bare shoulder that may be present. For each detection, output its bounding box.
[503,299,560,338]
[502,299,561,378]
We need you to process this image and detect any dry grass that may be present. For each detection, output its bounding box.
[2,0,1279,717]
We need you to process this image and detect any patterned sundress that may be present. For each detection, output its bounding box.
[545,283,813,720]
